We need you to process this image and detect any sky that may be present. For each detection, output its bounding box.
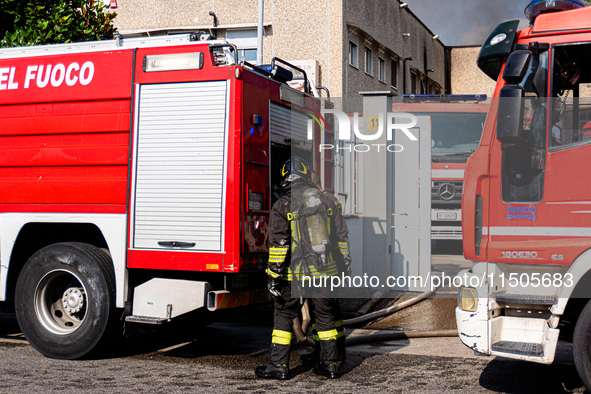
[408,0,531,46]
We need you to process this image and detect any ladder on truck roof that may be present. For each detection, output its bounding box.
[0,33,227,59]
[403,94,487,103]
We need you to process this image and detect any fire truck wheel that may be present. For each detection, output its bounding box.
[573,299,591,391]
[14,242,118,360]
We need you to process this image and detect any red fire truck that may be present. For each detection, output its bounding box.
[392,95,489,243]
[456,0,591,389]
[0,34,325,359]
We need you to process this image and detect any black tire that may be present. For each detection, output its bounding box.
[573,298,591,391]
[14,242,118,359]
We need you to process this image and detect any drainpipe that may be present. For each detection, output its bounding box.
[257,0,264,65]
[402,57,412,94]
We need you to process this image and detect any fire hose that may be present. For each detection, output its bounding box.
[342,289,436,327]
[292,289,458,347]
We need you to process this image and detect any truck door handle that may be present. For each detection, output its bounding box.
[157,241,196,248]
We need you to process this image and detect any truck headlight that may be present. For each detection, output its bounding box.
[459,287,478,312]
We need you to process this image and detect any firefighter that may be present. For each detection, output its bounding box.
[300,170,350,366]
[255,157,350,380]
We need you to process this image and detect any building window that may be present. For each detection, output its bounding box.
[378,58,385,82]
[238,49,257,63]
[391,59,398,88]
[365,47,373,76]
[226,29,259,64]
[411,72,417,94]
[420,76,425,94]
[349,41,358,68]
[333,137,363,215]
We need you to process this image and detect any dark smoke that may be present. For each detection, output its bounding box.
[408,0,530,46]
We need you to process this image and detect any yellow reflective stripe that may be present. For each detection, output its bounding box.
[273,330,292,339]
[313,334,320,341]
[272,330,292,345]
[312,324,316,329]
[269,247,289,263]
[317,329,338,341]
[294,264,339,278]
[272,337,291,345]
[270,247,289,252]
[266,268,281,278]
[338,242,350,254]
[335,320,343,327]
[337,330,345,338]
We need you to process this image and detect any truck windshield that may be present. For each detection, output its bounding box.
[427,112,487,161]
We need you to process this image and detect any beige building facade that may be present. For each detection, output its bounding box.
[113,0,447,106]
[447,45,497,97]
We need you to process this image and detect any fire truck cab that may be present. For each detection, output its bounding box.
[456,0,591,389]
[0,34,325,359]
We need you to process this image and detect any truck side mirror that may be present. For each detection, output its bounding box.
[502,50,532,84]
[497,85,525,143]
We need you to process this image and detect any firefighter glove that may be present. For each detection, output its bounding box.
[343,265,352,278]
[267,276,282,302]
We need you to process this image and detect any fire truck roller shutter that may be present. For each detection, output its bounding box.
[132,81,229,251]
[269,102,312,151]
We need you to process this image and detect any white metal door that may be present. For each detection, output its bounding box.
[391,116,432,291]
[131,81,229,251]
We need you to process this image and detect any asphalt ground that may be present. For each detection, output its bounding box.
[1,249,586,393]
[0,305,588,394]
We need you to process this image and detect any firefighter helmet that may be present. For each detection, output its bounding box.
[281,157,311,185]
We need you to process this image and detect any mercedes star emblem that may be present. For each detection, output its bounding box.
[438,183,456,200]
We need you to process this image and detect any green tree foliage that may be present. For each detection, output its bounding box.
[584,0,591,6]
[0,0,116,48]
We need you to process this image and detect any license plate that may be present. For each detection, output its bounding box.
[437,212,457,220]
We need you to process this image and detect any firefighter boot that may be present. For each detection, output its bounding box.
[300,341,320,365]
[314,339,339,379]
[314,361,338,379]
[255,343,290,380]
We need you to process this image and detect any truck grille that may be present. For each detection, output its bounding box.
[432,181,463,208]
[431,226,462,240]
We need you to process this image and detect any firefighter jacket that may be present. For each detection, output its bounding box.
[266,180,351,281]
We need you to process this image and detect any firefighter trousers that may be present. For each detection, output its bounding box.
[310,298,346,360]
[269,280,301,366]
[308,286,339,362]
[269,281,339,366]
